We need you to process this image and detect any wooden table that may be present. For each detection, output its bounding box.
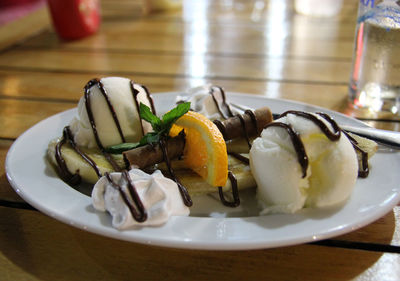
[1,0,399,280]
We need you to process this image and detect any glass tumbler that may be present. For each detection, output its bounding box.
[348,0,400,114]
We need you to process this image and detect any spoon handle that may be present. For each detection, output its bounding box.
[340,125,400,149]
[229,103,400,150]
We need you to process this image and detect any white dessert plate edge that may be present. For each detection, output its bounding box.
[5,92,400,250]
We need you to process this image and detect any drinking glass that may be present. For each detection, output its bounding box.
[348,0,400,115]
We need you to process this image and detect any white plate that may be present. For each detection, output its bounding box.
[6,92,400,250]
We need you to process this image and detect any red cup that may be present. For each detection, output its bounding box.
[47,0,101,40]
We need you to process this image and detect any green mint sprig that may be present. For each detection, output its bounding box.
[106,102,190,154]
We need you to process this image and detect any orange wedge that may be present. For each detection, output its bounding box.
[170,111,228,187]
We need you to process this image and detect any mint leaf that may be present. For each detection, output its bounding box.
[105,142,139,154]
[162,102,190,125]
[139,103,162,131]
[106,102,191,154]
[139,132,160,146]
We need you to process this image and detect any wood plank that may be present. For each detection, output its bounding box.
[0,99,73,139]
[11,71,400,136]
[1,206,399,281]
[21,0,359,60]
[140,0,359,25]
[336,206,400,247]
[0,140,23,202]
[20,22,356,59]
[0,70,350,110]
[28,11,358,42]
[3,69,398,129]
[0,49,352,84]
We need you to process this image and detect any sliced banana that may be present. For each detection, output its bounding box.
[47,139,125,185]
[47,140,256,195]
[157,156,256,196]
[48,132,377,195]
[348,133,378,159]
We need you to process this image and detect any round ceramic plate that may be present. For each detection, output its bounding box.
[6,92,400,250]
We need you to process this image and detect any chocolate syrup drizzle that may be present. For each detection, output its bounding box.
[207,86,256,207]
[129,81,157,136]
[54,78,166,222]
[159,139,193,207]
[57,80,370,217]
[280,111,341,141]
[210,86,234,119]
[105,170,147,222]
[342,131,369,178]
[55,126,100,185]
[84,79,126,149]
[264,122,309,178]
[218,172,240,207]
[269,110,369,178]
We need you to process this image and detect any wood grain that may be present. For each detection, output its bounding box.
[21,18,356,59]
[0,70,349,107]
[0,99,73,139]
[0,48,352,84]
[1,206,399,281]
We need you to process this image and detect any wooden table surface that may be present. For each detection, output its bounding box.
[1,0,400,280]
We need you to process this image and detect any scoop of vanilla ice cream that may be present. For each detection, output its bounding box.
[92,168,190,229]
[70,77,153,149]
[178,84,239,120]
[250,112,358,214]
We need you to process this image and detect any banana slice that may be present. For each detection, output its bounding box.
[157,156,256,196]
[47,139,125,184]
[348,133,378,159]
[47,140,256,195]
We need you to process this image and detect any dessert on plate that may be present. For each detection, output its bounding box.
[47,78,377,229]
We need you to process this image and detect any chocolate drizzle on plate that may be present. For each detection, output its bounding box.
[205,87,273,207]
[218,171,240,207]
[159,139,193,207]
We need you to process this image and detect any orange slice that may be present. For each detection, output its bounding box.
[170,111,228,187]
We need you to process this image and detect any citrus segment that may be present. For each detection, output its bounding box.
[170,111,228,187]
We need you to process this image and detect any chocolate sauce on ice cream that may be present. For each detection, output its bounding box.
[53,80,372,224]
[54,78,155,186]
[266,110,369,179]
[55,78,193,216]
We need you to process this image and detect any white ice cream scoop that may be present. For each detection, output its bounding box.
[250,112,358,214]
[70,77,154,149]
